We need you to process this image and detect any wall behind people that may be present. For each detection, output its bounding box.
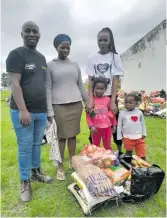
[121,19,166,93]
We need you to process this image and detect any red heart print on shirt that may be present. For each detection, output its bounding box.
[131,116,138,122]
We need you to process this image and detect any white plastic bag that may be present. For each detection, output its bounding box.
[45,120,62,166]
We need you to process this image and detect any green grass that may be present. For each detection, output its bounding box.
[1,91,166,217]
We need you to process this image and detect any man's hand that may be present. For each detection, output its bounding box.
[48,116,54,122]
[112,126,116,134]
[19,110,31,126]
[91,126,98,134]
[110,100,118,114]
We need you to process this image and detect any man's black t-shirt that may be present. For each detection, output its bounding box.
[6,47,47,113]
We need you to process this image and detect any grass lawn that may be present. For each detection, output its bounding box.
[1,91,166,217]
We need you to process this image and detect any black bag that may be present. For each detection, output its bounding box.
[123,164,165,203]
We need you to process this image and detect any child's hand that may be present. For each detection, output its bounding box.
[86,108,96,117]
[112,126,116,134]
[91,126,98,134]
[142,135,146,139]
[90,109,96,117]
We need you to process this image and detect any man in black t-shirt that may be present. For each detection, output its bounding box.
[6,21,52,203]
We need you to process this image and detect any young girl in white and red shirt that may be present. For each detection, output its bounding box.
[86,77,116,150]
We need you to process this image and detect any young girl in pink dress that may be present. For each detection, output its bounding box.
[86,77,116,150]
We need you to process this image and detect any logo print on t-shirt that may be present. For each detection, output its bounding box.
[97,63,110,74]
[25,63,36,70]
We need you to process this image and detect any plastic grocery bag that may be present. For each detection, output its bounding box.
[45,120,62,166]
[130,164,165,197]
[72,156,117,197]
[122,164,165,203]
[119,155,165,203]
[102,166,131,186]
[80,144,119,168]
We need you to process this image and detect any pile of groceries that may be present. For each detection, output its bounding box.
[117,89,166,118]
[68,144,165,215]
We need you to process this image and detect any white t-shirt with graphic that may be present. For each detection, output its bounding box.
[86,52,124,96]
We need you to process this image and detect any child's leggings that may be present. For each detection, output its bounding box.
[91,127,112,150]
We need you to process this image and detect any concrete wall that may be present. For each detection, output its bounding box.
[121,19,166,93]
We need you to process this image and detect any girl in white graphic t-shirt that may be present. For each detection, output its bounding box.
[86,27,124,156]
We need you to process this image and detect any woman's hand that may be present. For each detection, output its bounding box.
[87,99,94,112]
[110,100,118,114]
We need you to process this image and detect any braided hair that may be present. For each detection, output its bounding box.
[98,27,122,73]
[98,27,117,54]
